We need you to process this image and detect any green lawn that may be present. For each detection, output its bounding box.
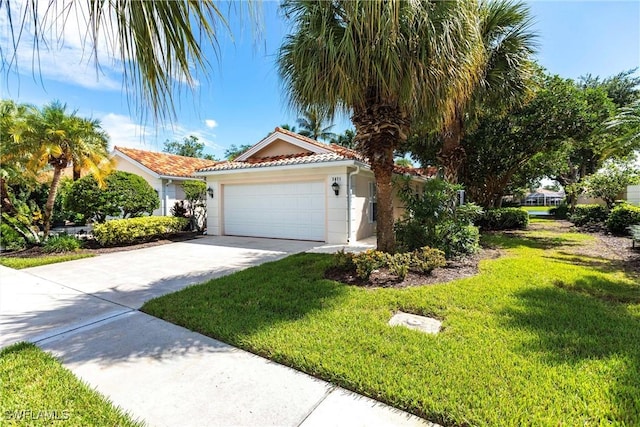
[522,206,553,212]
[0,342,142,426]
[142,223,640,426]
[0,253,94,269]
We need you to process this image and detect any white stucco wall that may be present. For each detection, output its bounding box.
[350,173,377,241]
[627,185,640,206]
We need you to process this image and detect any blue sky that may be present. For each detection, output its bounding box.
[2,1,639,159]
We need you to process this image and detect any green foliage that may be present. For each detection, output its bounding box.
[569,204,609,226]
[181,180,207,232]
[42,234,82,253]
[350,246,446,280]
[296,107,336,141]
[330,129,356,149]
[582,159,640,208]
[0,222,26,250]
[163,135,216,160]
[352,250,390,280]
[333,249,355,271]
[477,208,529,230]
[606,203,640,235]
[225,144,253,160]
[67,171,160,222]
[171,201,189,218]
[395,178,482,258]
[92,217,188,246]
[549,202,569,219]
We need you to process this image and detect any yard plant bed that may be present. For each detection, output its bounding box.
[142,221,640,426]
[0,342,141,426]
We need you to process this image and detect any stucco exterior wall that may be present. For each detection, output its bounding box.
[253,139,310,158]
[350,173,376,241]
[627,185,640,206]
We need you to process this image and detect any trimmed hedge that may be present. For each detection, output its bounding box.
[93,217,189,246]
[569,204,608,226]
[606,204,640,235]
[476,208,529,231]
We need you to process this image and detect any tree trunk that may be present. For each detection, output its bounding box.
[43,166,64,239]
[73,164,81,181]
[352,100,409,253]
[437,112,465,184]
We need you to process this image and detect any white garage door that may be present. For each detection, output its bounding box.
[223,181,326,241]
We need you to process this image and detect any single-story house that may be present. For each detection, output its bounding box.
[523,188,565,206]
[196,127,433,244]
[112,147,216,216]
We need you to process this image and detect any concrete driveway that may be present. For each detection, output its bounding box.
[0,236,431,426]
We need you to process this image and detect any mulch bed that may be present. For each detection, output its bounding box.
[1,232,201,258]
[325,248,503,289]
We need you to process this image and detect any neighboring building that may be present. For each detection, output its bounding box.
[523,188,565,206]
[627,184,640,206]
[196,127,434,244]
[112,147,215,216]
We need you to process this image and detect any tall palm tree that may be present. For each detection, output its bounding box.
[438,0,537,183]
[296,108,336,141]
[1,1,247,122]
[278,0,483,252]
[26,101,112,238]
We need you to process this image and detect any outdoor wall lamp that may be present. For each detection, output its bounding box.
[207,187,214,198]
[331,181,340,196]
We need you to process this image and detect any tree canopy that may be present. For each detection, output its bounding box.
[163,135,216,160]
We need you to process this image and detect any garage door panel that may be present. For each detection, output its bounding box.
[224,182,326,241]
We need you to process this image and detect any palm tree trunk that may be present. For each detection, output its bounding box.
[370,145,396,254]
[437,113,465,184]
[43,166,64,238]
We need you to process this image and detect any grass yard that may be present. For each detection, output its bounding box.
[0,253,94,269]
[0,342,142,426]
[522,206,553,212]
[142,222,640,426]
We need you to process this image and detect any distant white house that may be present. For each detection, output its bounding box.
[522,188,565,206]
[112,147,215,216]
[627,184,640,206]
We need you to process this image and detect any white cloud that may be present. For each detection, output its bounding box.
[205,119,218,128]
[100,113,155,150]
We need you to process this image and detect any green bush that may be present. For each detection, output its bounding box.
[569,204,609,226]
[394,178,482,258]
[333,249,355,271]
[0,222,26,251]
[43,234,82,253]
[476,208,529,231]
[92,217,189,246]
[549,202,569,219]
[606,203,640,235]
[349,246,446,280]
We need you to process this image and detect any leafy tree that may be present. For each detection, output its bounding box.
[582,159,640,209]
[460,74,596,207]
[2,2,249,122]
[225,144,253,160]
[66,171,159,222]
[163,135,216,160]
[296,107,336,141]
[395,158,414,168]
[330,129,356,149]
[435,0,537,183]
[278,0,483,252]
[579,68,640,108]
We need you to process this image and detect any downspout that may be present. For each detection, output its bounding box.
[347,166,361,244]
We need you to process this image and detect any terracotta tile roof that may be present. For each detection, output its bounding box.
[115,146,217,178]
[197,127,435,179]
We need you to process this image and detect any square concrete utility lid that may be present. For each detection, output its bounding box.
[389,312,441,335]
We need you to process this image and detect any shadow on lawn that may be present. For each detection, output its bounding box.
[502,280,640,422]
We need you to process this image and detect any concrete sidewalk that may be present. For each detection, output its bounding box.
[0,238,434,426]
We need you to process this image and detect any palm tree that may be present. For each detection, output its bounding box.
[607,100,640,143]
[278,0,483,252]
[438,0,537,183]
[330,129,356,150]
[296,108,336,141]
[26,101,112,238]
[1,1,248,122]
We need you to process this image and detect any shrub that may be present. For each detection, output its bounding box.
[66,171,160,223]
[394,178,482,258]
[549,202,569,219]
[349,246,446,280]
[569,204,608,226]
[606,203,640,235]
[352,250,390,280]
[333,249,355,271]
[410,246,446,274]
[43,234,82,253]
[92,217,189,246]
[0,222,26,251]
[476,208,529,231]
